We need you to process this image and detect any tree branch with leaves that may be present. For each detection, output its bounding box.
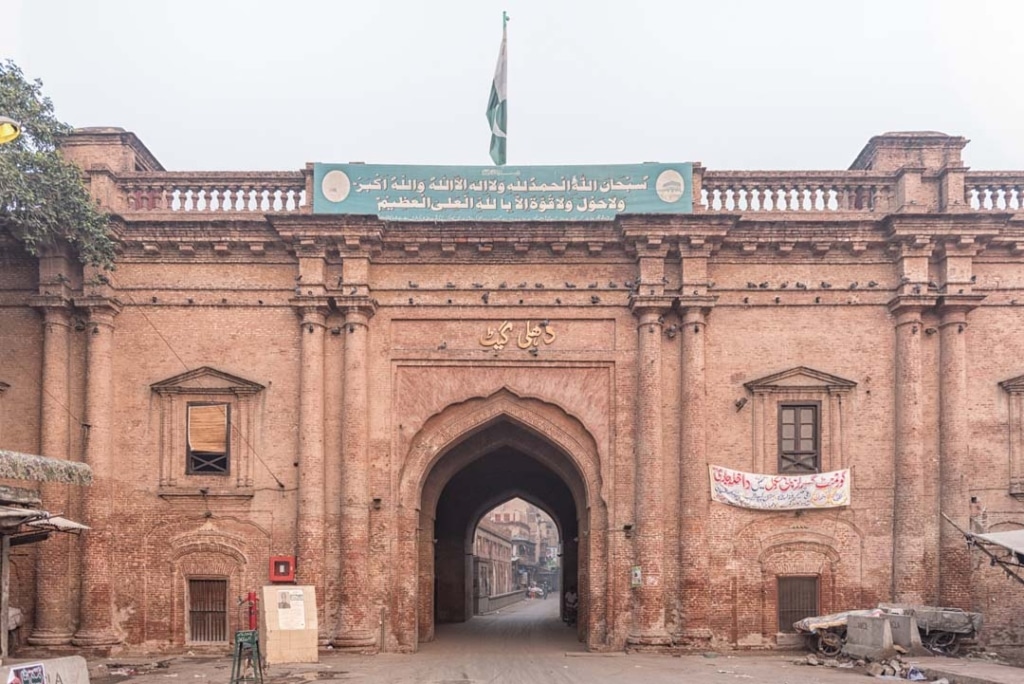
[0,59,115,268]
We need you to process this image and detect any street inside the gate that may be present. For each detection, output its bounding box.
[69,595,1024,684]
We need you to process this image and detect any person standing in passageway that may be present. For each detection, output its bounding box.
[564,585,578,625]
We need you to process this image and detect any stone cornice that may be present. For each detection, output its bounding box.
[72,296,123,319]
[744,366,857,395]
[97,207,1024,267]
[333,296,378,320]
[936,293,986,315]
[628,295,676,316]
[887,294,938,317]
[267,214,384,253]
[151,366,264,396]
[675,295,717,314]
[884,213,1006,240]
[289,297,332,321]
[1000,374,1024,395]
[28,294,74,311]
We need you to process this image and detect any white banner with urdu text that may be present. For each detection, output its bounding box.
[709,465,851,510]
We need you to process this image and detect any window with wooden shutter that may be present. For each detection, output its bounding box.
[778,403,820,473]
[777,576,819,632]
[187,403,230,474]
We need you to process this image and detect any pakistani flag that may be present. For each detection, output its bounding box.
[486,12,508,166]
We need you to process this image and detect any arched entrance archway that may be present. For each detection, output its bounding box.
[393,390,608,651]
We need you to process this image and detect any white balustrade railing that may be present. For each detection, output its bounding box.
[119,172,308,213]
[966,173,1024,211]
[115,170,1024,216]
[700,172,894,213]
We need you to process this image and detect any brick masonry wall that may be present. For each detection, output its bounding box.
[0,130,1022,653]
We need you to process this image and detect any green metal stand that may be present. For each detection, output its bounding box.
[230,630,263,684]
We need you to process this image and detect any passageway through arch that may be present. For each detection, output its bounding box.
[408,406,602,648]
[435,452,572,623]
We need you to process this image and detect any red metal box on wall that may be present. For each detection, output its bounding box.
[269,555,295,583]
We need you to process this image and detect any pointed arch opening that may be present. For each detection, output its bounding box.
[392,390,607,651]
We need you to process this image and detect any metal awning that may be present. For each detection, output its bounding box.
[0,450,93,486]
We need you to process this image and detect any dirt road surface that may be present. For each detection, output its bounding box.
[88,596,874,684]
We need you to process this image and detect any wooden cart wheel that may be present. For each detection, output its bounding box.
[817,630,843,657]
[926,631,960,656]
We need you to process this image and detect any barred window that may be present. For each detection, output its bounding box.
[778,576,819,632]
[188,578,228,643]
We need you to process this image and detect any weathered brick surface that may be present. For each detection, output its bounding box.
[0,129,1022,654]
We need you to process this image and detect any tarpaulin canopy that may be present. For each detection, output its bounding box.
[972,529,1024,559]
[0,450,93,486]
[943,513,1024,587]
[0,506,88,533]
[26,515,89,532]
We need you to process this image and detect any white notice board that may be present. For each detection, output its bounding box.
[275,589,306,630]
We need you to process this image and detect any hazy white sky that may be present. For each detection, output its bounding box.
[3,0,1023,171]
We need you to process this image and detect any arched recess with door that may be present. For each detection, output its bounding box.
[392,389,609,651]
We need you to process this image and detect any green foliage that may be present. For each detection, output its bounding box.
[0,59,115,268]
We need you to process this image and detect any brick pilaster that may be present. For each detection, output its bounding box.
[295,304,328,642]
[72,300,122,646]
[333,302,377,650]
[28,305,75,646]
[889,299,937,605]
[628,297,673,647]
[937,297,983,608]
[678,299,714,641]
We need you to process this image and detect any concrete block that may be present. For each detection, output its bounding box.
[885,614,930,656]
[0,656,89,684]
[842,615,895,660]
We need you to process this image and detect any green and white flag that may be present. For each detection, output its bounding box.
[486,12,508,166]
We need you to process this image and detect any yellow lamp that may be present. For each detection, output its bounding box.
[0,117,22,145]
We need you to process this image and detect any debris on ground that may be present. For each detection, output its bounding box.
[796,651,955,681]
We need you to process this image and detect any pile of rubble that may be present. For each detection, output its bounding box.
[797,653,949,682]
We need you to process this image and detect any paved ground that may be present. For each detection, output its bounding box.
[42,596,1024,684]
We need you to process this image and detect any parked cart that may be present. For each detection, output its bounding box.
[793,605,982,656]
[879,604,983,655]
[793,609,884,656]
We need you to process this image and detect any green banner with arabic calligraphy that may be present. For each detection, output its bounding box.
[313,163,692,221]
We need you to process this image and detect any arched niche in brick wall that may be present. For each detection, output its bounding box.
[139,518,271,646]
[727,514,865,645]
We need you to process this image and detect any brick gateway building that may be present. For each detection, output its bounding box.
[1,129,1023,652]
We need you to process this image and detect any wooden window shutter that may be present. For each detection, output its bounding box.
[188,404,228,454]
[778,403,820,473]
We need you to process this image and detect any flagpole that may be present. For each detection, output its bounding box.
[486,11,508,166]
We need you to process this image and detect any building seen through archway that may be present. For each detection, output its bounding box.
[476,497,561,604]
